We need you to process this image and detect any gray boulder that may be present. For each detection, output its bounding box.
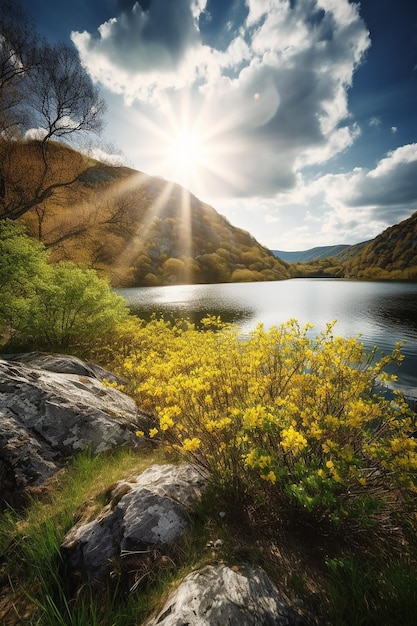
[143,564,303,625]
[3,352,125,384]
[61,463,207,583]
[0,356,149,497]
[112,462,208,508]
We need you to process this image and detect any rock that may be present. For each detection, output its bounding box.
[143,564,303,626]
[120,488,189,548]
[0,356,150,498]
[3,352,125,385]
[115,462,208,508]
[62,507,125,582]
[0,409,57,494]
[61,463,207,583]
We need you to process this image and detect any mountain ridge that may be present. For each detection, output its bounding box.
[287,212,417,280]
[5,140,416,284]
[16,142,290,287]
[272,244,352,263]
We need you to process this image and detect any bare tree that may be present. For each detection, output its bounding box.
[0,0,39,136]
[25,43,106,143]
[0,2,107,223]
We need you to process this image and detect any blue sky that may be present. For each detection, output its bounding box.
[18,0,417,250]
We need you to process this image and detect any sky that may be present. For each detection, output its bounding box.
[18,0,417,251]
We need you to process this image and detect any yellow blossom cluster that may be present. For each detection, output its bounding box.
[182,437,201,452]
[280,425,308,455]
[116,316,416,525]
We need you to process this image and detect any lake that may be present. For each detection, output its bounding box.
[117,279,417,398]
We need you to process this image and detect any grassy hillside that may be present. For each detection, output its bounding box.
[332,240,371,263]
[12,141,290,287]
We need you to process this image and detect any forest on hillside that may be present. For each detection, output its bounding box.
[14,150,291,287]
[289,211,417,281]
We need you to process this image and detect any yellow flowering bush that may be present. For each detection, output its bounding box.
[116,316,416,530]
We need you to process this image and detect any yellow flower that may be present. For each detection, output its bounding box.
[242,405,267,428]
[322,439,335,454]
[245,450,257,468]
[160,418,173,431]
[332,471,342,483]
[280,425,307,455]
[135,430,144,437]
[261,470,277,484]
[257,455,271,469]
[182,437,201,452]
[149,428,158,438]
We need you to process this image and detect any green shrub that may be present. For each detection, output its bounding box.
[0,219,48,340]
[0,220,129,352]
[24,261,129,351]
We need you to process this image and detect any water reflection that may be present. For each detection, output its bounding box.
[120,283,255,326]
[117,280,417,395]
[128,302,253,327]
[373,293,417,339]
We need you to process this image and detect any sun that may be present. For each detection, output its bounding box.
[147,93,245,197]
[173,132,202,169]
[166,128,207,188]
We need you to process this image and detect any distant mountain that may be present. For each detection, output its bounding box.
[332,241,371,263]
[272,244,351,263]
[18,142,290,287]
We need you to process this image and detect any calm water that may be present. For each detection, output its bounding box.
[117,279,417,397]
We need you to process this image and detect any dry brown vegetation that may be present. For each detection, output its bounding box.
[6,141,291,287]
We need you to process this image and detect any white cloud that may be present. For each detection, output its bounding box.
[72,0,370,197]
[287,142,416,240]
[215,143,417,249]
[72,0,207,102]
[24,127,48,140]
[88,146,125,166]
[369,116,381,128]
[348,143,417,213]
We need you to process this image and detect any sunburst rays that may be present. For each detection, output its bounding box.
[107,91,249,283]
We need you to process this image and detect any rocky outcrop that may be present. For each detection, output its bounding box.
[61,463,305,622]
[0,356,312,623]
[144,563,303,626]
[61,463,207,582]
[0,354,151,502]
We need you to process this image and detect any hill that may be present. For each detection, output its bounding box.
[272,244,350,263]
[288,213,417,280]
[332,240,371,263]
[342,211,417,279]
[6,141,416,285]
[12,142,290,287]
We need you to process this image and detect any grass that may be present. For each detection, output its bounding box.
[0,447,178,625]
[1,446,417,625]
[324,555,417,626]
